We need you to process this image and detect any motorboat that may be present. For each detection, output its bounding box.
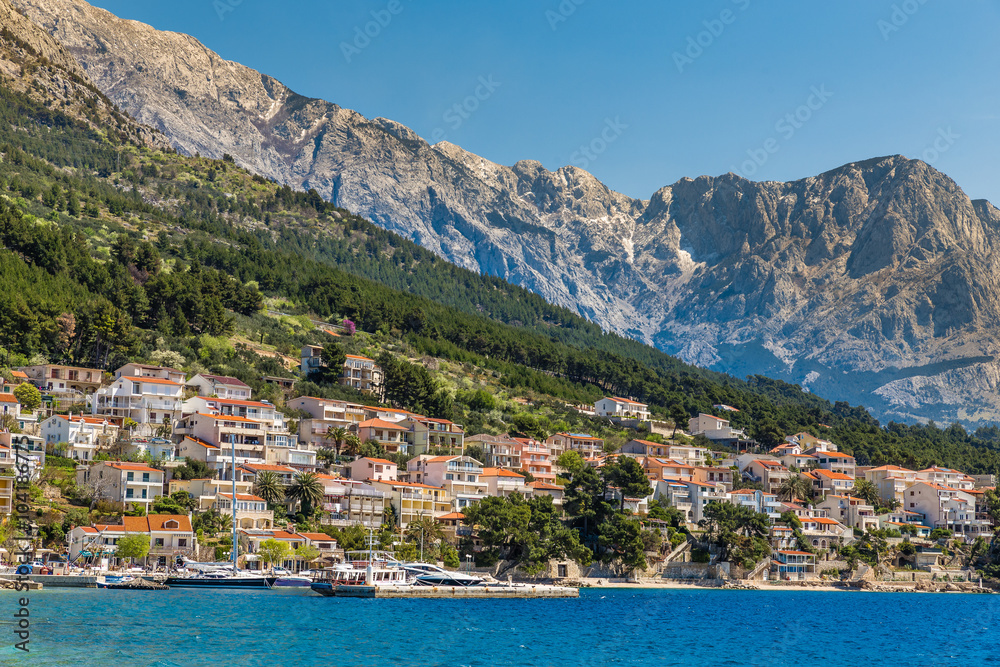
[96,573,135,588]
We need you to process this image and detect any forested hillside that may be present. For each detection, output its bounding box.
[1,36,1000,477]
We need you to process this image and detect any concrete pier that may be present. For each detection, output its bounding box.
[334,584,578,598]
[14,575,96,588]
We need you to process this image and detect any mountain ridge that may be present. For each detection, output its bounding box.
[14,0,1000,426]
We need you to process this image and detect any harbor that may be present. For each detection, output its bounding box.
[332,584,578,598]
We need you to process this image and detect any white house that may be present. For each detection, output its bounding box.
[91,364,185,428]
[41,414,119,461]
[188,374,253,401]
[904,482,991,539]
[76,461,166,509]
[688,414,746,441]
[594,397,650,421]
[349,457,398,482]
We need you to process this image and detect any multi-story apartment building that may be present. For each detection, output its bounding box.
[187,374,253,401]
[349,457,398,482]
[810,450,856,477]
[642,457,696,482]
[168,477,254,511]
[407,455,486,510]
[369,479,453,528]
[40,414,119,461]
[745,459,791,495]
[481,467,527,498]
[917,467,975,491]
[342,354,382,393]
[215,492,273,530]
[287,396,366,450]
[401,417,465,454]
[594,397,650,421]
[76,461,166,510]
[357,418,409,454]
[816,494,878,532]
[804,469,855,495]
[300,347,383,394]
[91,364,185,427]
[174,413,268,474]
[513,437,555,483]
[904,482,991,538]
[464,434,522,471]
[317,475,387,528]
[865,465,922,505]
[67,515,194,567]
[688,413,746,442]
[20,364,106,408]
[546,432,604,459]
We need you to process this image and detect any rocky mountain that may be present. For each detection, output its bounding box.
[11,0,1000,426]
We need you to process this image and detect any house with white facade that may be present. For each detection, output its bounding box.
[594,397,650,421]
[903,482,991,539]
[91,364,185,428]
[480,467,526,498]
[688,413,746,442]
[76,461,166,509]
[188,374,253,401]
[40,414,119,461]
[407,455,486,510]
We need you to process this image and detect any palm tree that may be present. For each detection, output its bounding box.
[778,474,812,502]
[324,426,349,458]
[253,471,285,507]
[285,472,325,517]
[344,434,362,458]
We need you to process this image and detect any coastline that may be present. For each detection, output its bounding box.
[573,578,996,594]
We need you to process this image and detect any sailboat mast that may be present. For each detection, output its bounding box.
[231,434,238,574]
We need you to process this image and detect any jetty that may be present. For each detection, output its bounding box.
[329,584,578,599]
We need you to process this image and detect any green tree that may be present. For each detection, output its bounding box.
[253,470,285,507]
[257,538,291,568]
[344,434,362,458]
[13,382,41,412]
[295,544,321,567]
[116,532,150,566]
[701,502,770,568]
[777,474,812,502]
[851,478,881,508]
[598,512,647,572]
[285,472,324,516]
[324,425,349,458]
[604,456,652,511]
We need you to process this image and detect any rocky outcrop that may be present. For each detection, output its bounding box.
[12,0,1000,425]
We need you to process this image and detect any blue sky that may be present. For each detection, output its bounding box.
[91,0,1000,204]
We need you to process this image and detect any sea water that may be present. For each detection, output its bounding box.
[1,587,999,666]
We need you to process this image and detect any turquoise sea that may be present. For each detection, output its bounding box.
[1,587,999,666]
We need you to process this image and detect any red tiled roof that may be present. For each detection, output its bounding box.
[482,468,524,478]
[359,418,407,430]
[436,512,465,521]
[219,493,265,501]
[0,393,18,403]
[298,532,334,542]
[106,462,161,473]
[358,457,396,466]
[122,376,180,386]
[241,463,296,473]
[199,374,250,388]
[529,481,563,490]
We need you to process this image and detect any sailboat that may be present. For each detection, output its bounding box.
[166,434,276,589]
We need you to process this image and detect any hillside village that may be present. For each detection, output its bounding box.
[3,343,998,585]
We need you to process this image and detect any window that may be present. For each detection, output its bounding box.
[127,472,134,481]
[178,539,187,547]
[142,473,150,482]
[154,538,164,547]
[141,489,147,499]
[126,489,134,498]
[132,382,141,394]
